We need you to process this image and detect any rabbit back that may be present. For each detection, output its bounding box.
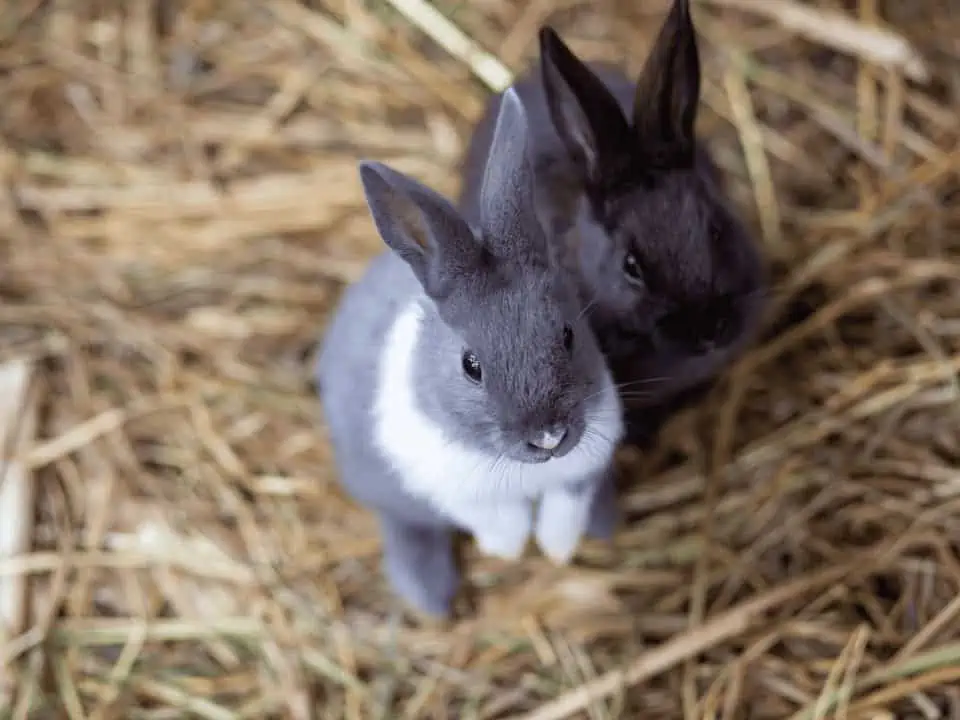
[316,252,453,527]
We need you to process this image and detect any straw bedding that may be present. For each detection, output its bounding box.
[1,0,959,718]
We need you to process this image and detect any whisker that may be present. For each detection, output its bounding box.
[582,414,624,446]
[581,388,608,405]
[475,438,512,501]
[617,393,654,401]
[576,295,599,323]
[580,375,669,406]
[488,451,514,496]
[614,377,670,390]
[582,427,617,450]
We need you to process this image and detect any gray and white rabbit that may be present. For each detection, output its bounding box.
[459,0,767,447]
[315,88,624,618]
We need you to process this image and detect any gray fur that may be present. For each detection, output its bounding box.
[458,0,767,447]
[316,88,622,618]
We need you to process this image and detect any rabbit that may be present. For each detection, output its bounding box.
[315,87,624,619]
[458,0,767,448]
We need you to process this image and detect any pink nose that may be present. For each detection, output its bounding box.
[529,427,567,451]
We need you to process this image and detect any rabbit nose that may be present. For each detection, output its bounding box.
[528,426,568,451]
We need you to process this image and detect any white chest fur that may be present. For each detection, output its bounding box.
[372,301,624,523]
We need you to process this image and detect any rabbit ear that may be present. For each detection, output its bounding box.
[477,87,545,257]
[631,0,701,165]
[358,161,479,298]
[539,26,633,187]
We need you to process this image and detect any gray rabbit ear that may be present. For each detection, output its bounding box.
[539,26,634,186]
[631,0,701,165]
[358,161,480,298]
[477,87,544,257]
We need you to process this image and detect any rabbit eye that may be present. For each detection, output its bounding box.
[461,350,482,383]
[622,251,644,284]
[562,325,574,353]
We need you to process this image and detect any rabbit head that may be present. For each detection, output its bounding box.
[538,0,766,399]
[358,88,621,473]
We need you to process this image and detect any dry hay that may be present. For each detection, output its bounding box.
[0,0,959,718]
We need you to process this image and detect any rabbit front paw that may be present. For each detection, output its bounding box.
[470,502,533,561]
[535,487,592,565]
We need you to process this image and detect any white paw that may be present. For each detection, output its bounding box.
[472,504,532,560]
[535,490,590,565]
[474,527,528,560]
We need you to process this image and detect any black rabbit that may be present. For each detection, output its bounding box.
[459,0,767,447]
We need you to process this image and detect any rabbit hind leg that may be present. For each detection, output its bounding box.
[378,513,460,619]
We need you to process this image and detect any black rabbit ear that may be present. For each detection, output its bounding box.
[631,0,701,165]
[539,26,633,187]
[358,161,480,298]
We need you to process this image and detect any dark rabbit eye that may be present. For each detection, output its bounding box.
[461,350,482,383]
[562,325,574,353]
[622,251,644,284]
